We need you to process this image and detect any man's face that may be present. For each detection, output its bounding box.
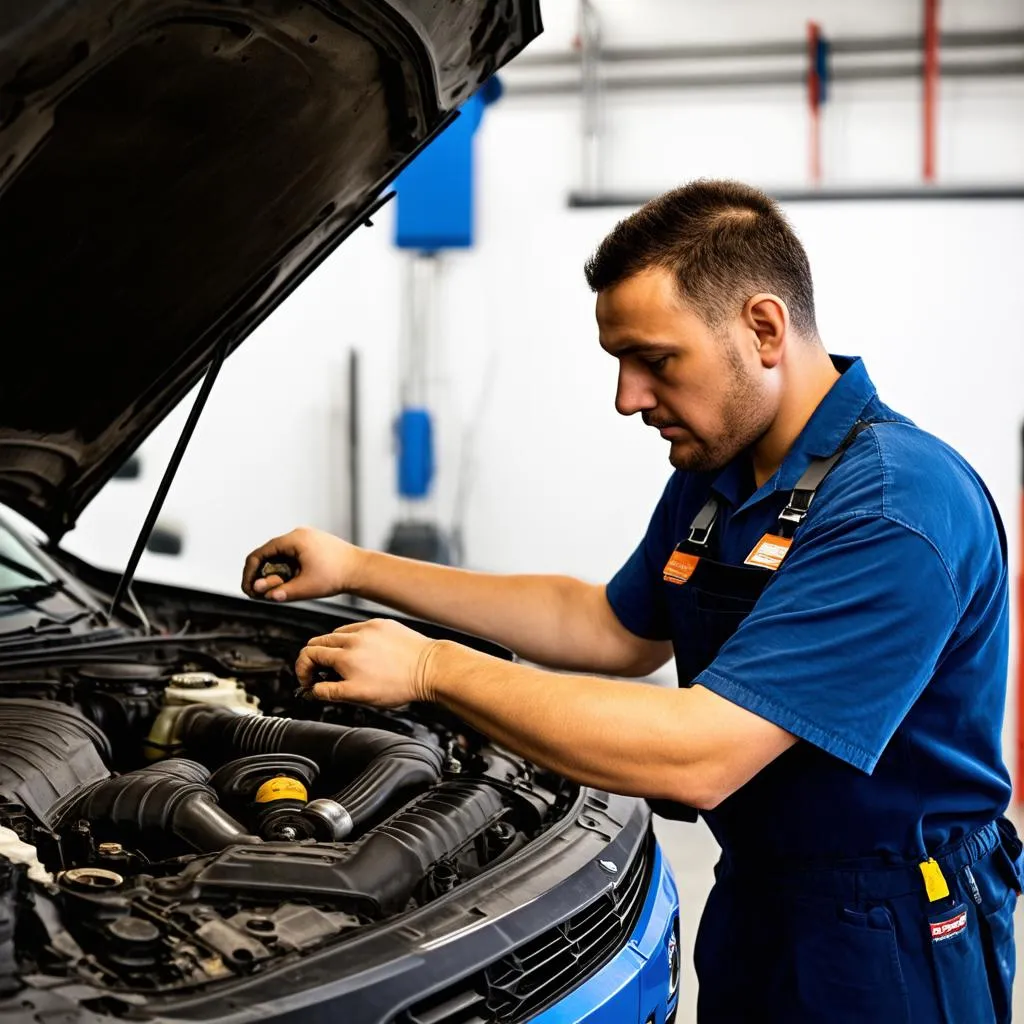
[596,267,777,472]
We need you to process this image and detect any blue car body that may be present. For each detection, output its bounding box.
[534,842,680,1024]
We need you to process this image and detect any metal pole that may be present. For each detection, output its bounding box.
[347,348,361,548]
[807,22,823,185]
[923,0,940,182]
[399,252,441,517]
[578,0,603,199]
[402,253,440,410]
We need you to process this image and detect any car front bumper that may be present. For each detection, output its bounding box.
[533,840,680,1024]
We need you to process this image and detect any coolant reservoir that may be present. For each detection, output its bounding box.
[144,672,260,760]
[0,825,52,884]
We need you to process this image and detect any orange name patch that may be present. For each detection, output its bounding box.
[663,550,699,585]
[743,533,792,571]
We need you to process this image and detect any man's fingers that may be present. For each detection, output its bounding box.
[253,574,282,595]
[241,552,265,595]
[310,680,351,701]
[242,545,281,592]
[295,645,347,684]
[241,537,301,597]
[306,633,355,648]
[294,630,363,684]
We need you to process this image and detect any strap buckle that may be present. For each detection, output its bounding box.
[686,497,719,548]
[777,505,805,528]
[776,485,815,537]
[687,522,714,547]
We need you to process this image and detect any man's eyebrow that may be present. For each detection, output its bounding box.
[603,337,675,357]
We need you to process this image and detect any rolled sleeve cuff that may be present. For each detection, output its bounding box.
[695,666,880,774]
[605,574,669,641]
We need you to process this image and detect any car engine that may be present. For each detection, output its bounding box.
[0,618,575,999]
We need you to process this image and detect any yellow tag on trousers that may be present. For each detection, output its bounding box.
[919,858,950,902]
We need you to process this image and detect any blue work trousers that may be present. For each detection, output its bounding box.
[694,819,1021,1022]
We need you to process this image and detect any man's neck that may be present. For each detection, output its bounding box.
[751,347,841,487]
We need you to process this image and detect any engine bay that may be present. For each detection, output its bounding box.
[0,608,577,999]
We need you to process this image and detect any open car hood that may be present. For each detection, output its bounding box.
[0,0,541,540]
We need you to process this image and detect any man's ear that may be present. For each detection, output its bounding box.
[743,293,788,368]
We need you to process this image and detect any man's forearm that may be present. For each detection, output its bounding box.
[353,551,641,673]
[295,623,795,805]
[425,639,720,805]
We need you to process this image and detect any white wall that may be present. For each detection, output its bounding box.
[64,0,1024,745]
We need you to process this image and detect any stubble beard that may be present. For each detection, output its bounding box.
[667,346,774,472]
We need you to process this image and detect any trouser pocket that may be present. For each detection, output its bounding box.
[793,903,911,1023]
[958,851,1024,1024]
[927,899,995,1022]
[977,889,1017,1024]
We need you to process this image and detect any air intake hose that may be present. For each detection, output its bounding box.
[184,780,505,916]
[343,781,504,913]
[57,759,261,852]
[178,706,445,830]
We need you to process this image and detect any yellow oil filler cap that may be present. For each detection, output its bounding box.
[255,776,308,804]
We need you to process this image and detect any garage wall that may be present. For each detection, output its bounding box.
[63,0,1024,758]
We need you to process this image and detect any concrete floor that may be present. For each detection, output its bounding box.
[653,808,1024,1024]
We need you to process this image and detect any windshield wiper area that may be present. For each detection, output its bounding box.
[0,580,109,630]
[0,609,119,646]
[0,551,49,586]
[0,580,66,603]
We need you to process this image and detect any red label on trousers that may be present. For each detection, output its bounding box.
[930,910,968,942]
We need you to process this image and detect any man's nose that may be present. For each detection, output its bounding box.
[615,369,657,417]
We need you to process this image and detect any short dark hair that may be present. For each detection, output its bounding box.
[583,179,818,337]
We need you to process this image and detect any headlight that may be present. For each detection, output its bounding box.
[667,915,680,997]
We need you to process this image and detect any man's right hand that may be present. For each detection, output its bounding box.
[241,529,670,679]
[241,527,365,603]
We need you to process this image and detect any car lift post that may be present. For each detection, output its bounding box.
[386,81,501,564]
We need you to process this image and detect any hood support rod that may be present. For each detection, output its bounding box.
[104,190,398,623]
[108,339,230,622]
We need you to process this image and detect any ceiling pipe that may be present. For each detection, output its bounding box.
[567,185,1024,208]
[503,58,1024,97]
[511,28,1024,68]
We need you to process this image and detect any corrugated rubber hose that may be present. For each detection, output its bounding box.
[177,705,446,830]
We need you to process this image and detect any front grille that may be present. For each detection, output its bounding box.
[399,833,653,1024]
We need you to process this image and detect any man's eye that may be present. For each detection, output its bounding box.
[643,356,669,372]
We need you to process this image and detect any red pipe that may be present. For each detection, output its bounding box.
[923,0,939,181]
[807,21,822,185]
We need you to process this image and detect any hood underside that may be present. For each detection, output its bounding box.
[0,0,541,539]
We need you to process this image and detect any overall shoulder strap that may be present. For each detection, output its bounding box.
[776,420,896,539]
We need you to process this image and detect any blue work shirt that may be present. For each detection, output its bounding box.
[607,356,1011,864]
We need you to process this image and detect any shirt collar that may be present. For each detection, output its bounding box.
[710,355,877,510]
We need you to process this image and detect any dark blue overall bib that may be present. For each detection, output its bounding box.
[656,424,1023,1023]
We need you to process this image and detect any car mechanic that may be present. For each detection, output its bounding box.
[242,179,1020,1023]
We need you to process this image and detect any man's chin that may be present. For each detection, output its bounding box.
[668,440,724,473]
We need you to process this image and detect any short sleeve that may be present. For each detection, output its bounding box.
[606,476,680,641]
[695,513,960,773]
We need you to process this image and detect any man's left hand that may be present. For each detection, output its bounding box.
[295,619,443,706]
